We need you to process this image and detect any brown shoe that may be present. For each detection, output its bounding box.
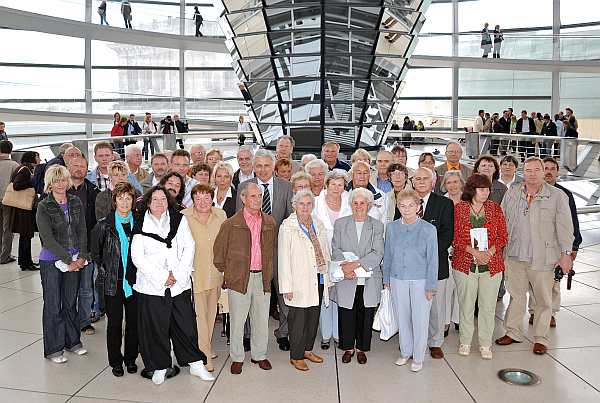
[230,361,243,375]
[304,352,323,363]
[429,347,444,359]
[341,350,354,364]
[533,343,547,355]
[356,351,367,365]
[290,359,309,371]
[550,316,556,328]
[250,359,272,370]
[529,314,534,325]
[495,335,521,346]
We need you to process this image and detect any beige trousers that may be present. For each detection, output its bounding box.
[194,287,221,371]
[527,281,561,315]
[504,259,555,346]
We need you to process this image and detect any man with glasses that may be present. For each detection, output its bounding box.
[170,149,196,208]
[434,142,473,194]
[408,167,454,359]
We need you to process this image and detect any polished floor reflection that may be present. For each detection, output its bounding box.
[1,230,600,402]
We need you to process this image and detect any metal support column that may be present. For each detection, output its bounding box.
[551,0,561,115]
[84,0,93,141]
[179,2,186,118]
[451,0,459,131]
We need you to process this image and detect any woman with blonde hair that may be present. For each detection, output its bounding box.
[37,165,89,363]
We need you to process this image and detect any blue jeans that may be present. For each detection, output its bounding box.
[78,262,94,329]
[40,261,82,358]
[92,263,104,316]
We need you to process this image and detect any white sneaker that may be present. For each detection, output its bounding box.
[152,369,167,385]
[394,356,410,366]
[458,344,471,356]
[190,361,215,381]
[410,362,423,372]
[50,355,68,364]
[479,346,493,360]
[71,347,87,356]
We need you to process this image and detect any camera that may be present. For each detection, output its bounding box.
[554,266,576,290]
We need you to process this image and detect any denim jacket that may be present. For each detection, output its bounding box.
[36,193,89,264]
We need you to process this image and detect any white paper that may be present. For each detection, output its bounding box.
[470,228,489,251]
[329,255,372,283]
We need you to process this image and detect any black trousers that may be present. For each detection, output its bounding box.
[287,284,322,360]
[338,285,376,352]
[105,287,138,368]
[18,235,33,267]
[137,289,206,371]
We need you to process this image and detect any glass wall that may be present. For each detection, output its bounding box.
[560,73,600,136]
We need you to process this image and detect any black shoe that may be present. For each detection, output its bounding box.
[243,337,251,352]
[454,323,459,331]
[21,265,40,271]
[141,365,180,380]
[0,257,16,264]
[112,365,124,377]
[321,341,330,350]
[277,337,290,351]
[444,328,449,338]
[126,362,138,374]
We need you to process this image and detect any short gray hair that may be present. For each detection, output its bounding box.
[291,188,315,210]
[416,166,434,179]
[237,145,254,159]
[325,169,349,188]
[350,160,371,176]
[441,169,465,193]
[125,144,141,157]
[301,153,317,165]
[291,171,311,187]
[254,148,276,164]
[305,159,329,175]
[349,187,374,206]
[59,143,74,155]
[239,181,263,198]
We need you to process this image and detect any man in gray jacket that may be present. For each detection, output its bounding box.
[495,157,573,355]
[0,141,21,264]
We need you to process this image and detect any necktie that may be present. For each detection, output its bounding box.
[262,183,272,215]
[417,198,424,218]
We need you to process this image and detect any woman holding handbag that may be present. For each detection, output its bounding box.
[10,151,40,271]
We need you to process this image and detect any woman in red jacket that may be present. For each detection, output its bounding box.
[452,173,507,360]
[111,116,127,159]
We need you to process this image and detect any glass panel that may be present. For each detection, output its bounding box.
[400,68,452,97]
[395,99,453,128]
[92,41,179,67]
[294,7,321,29]
[0,30,84,65]
[266,8,293,30]
[185,50,233,68]
[223,0,262,12]
[0,0,85,21]
[290,80,321,101]
[459,0,552,31]
[294,31,321,53]
[459,69,552,97]
[185,70,240,98]
[420,2,451,33]
[457,30,553,59]
[290,56,321,77]
[234,34,271,58]
[560,72,600,136]
[350,7,381,29]
[240,58,274,80]
[458,99,551,129]
[227,10,267,34]
[0,67,84,100]
[372,56,407,80]
[376,32,412,56]
[561,0,600,25]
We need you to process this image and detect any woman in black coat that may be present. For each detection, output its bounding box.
[11,151,40,271]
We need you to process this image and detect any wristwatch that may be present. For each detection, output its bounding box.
[563,250,572,256]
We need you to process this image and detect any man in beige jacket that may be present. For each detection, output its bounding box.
[495,157,573,355]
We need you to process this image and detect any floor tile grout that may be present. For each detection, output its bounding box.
[202,352,231,403]
[0,296,43,314]
[67,364,111,402]
[442,356,478,403]
[0,385,71,398]
[563,306,600,327]
[546,352,600,394]
[0,338,42,363]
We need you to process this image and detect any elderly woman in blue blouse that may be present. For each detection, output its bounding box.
[331,188,384,365]
[383,189,438,373]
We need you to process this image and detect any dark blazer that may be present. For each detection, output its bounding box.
[236,176,293,228]
[516,117,536,134]
[127,121,142,136]
[232,169,254,190]
[216,187,237,218]
[555,183,582,251]
[499,116,511,133]
[398,192,454,280]
[541,121,558,137]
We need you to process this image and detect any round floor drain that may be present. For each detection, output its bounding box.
[498,368,541,386]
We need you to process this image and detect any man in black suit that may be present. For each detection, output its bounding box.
[540,114,558,158]
[498,110,511,155]
[516,110,536,160]
[411,167,454,359]
[236,149,294,351]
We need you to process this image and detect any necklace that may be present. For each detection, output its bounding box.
[470,203,484,217]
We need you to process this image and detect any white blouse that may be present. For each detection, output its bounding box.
[131,211,195,297]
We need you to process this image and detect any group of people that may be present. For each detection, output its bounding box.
[473,106,580,160]
[481,23,504,58]
[0,129,581,386]
[97,1,204,36]
[110,112,188,160]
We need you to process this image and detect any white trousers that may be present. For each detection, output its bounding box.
[444,269,460,325]
[390,279,432,364]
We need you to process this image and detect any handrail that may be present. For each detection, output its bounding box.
[13,131,254,152]
[386,130,600,145]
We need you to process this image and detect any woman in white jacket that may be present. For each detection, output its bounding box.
[131,185,214,385]
[279,189,331,372]
[312,169,351,349]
